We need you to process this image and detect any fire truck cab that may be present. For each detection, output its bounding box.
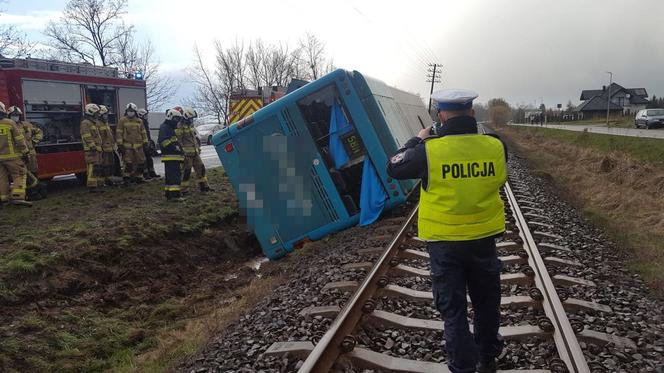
[0,57,147,182]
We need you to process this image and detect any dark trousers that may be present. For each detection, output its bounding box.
[144,146,155,173]
[163,160,182,199]
[428,237,503,373]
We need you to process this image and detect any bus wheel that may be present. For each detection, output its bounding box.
[75,172,87,185]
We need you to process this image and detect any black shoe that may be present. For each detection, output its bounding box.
[133,177,146,184]
[89,188,105,193]
[477,359,497,373]
[9,199,32,207]
[150,171,161,178]
[143,173,153,180]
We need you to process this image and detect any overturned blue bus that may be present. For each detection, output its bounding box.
[212,69,431,259]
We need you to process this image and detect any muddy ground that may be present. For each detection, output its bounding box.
[0,169,266,372]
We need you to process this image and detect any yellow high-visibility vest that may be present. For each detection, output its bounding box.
[419,134,507,241]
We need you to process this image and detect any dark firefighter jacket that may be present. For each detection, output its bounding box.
[158,121,184,161]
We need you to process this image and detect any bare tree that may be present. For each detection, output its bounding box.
[44,0,133,66]
[298,32,334,80]
[187,45,226,124]
[215,39,247,95]
[123,39,178,110]
[0,25,34,58]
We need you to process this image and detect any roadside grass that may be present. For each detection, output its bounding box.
[515,126,664,166]
[545,116,635,128]
[500,126,664,295]
[0,167,268,372]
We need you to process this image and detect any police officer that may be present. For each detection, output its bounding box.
[137,108,160,180]
[176,107,212,194]
[158,108,185,202]
[387,89,507,373]
[116,103,148,184]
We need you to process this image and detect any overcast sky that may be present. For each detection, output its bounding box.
[3,0,664,109]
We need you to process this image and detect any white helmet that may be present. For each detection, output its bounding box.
[125,102,138,112]
[137,108,148,118]
[182,107,197,120]
[8,106,22,116]
[165,108,183,121]
[99,105,109,115]
[85,103,100,115]
[0,102,6,114]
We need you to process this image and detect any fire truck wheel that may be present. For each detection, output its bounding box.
[75,172,87,185]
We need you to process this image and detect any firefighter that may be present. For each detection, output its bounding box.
[80,103,105,193]
[8,106,43,174]
[116,103,148,184]
[137,108,160,179]
[97,105,117,186]
[176,107,213,194]
[158,108,185,202]
[387,89,507,373]
[0,102,31,206]
[8,106,42,200]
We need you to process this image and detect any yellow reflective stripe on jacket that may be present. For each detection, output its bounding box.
[0,122,17,159]
[418,134,507,241]
[162,155,184,161]
[161,136,178,148]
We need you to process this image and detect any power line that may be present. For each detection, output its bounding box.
[426,63,442,112]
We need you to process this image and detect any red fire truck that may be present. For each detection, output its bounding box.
[0,57,147,183]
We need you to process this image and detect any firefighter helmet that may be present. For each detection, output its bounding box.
[165,108,183,121]
[172,106,184,115]
[85,103,100,115]
[137,108,148,118]
[125,102,138,112]
[0,102,6,114]
[183,107,197,120]
[8,106,22,116]
[99,105,109,115]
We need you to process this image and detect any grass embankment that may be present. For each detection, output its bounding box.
[546,117,635,128]
[499,126,664,295]
[0,169,272,372]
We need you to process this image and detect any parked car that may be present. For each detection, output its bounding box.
[195,123,225,145]
[635,109,664,129]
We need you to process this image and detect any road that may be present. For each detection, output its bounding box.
[511,122,664,139]
[152,145,222,175]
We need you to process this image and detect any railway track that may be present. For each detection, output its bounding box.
[264,173,636,372]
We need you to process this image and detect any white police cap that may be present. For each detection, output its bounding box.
[432,88,478,111]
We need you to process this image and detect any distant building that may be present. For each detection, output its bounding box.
[575,83,649,119]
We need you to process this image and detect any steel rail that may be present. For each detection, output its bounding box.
[504,182,590,372]
[297,204,419,373]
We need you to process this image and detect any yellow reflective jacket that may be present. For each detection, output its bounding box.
[97,119,115,152]
[418,134,507,241]
[175,123,199,155]
[117,116,148,148]
[80,118,103,152]
[0,118,28,161]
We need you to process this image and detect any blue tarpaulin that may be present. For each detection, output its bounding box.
[328,101,352,168]
[327,102,387,226]
[359,157,387,226]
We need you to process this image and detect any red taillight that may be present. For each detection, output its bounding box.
[389,184,397,190]
[392,191,399,197]
[224,143,234,152]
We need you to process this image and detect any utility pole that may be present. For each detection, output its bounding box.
[426,63,442,113]
[605,71,613,128]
